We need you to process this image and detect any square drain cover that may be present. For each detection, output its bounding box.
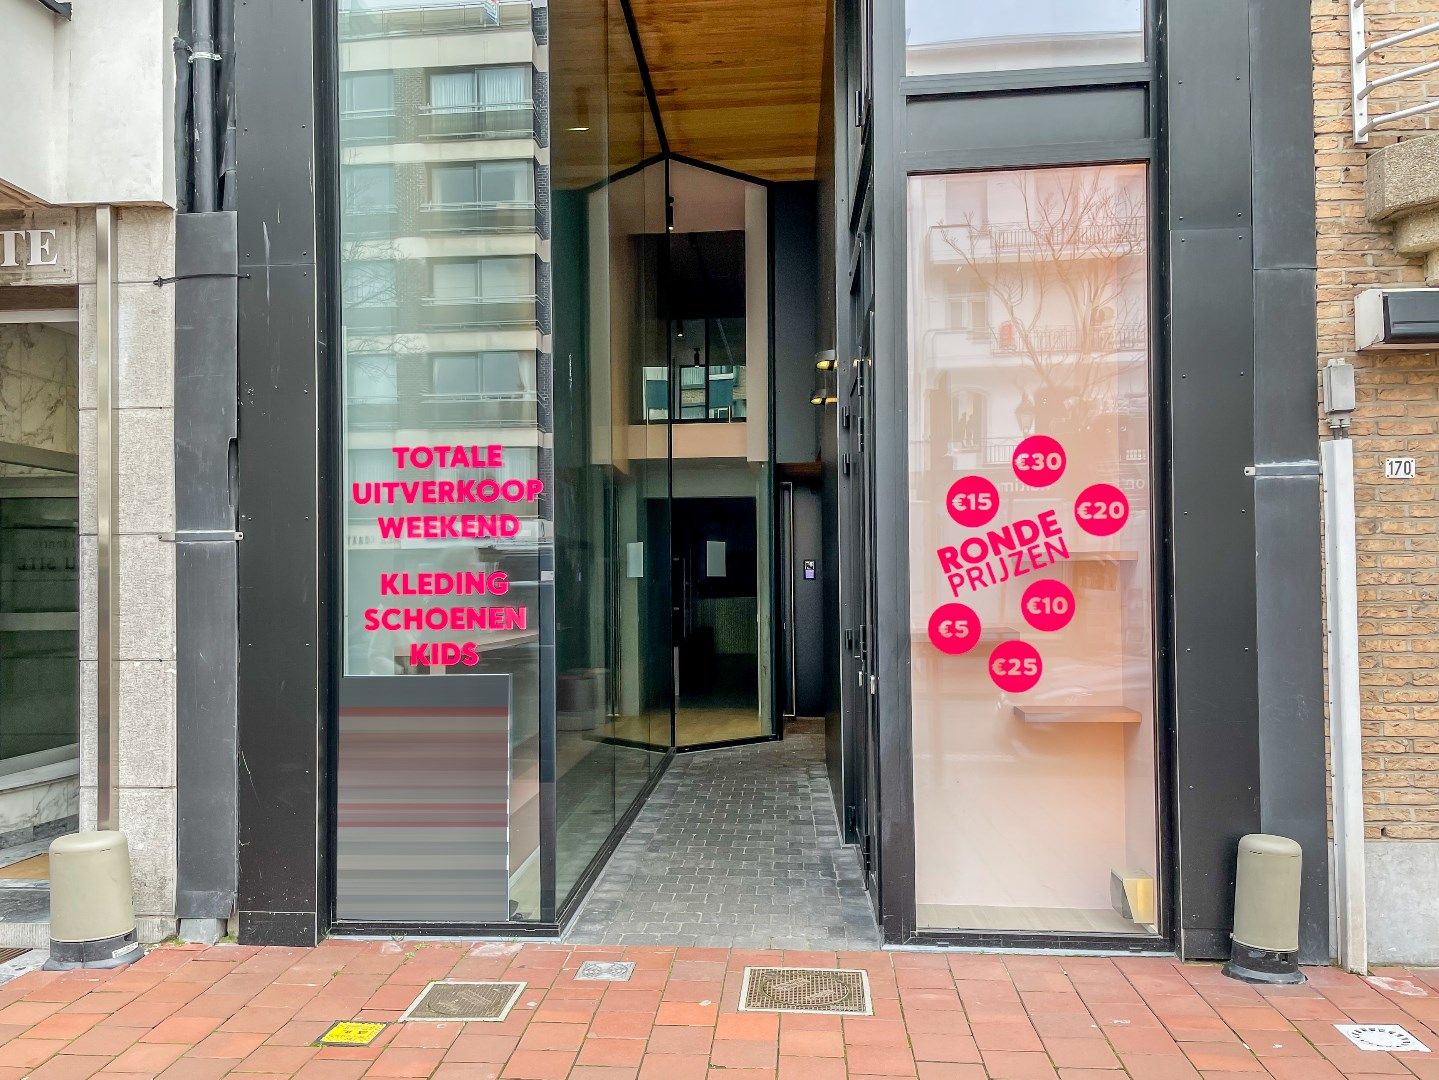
[576,960,635,982]
[400,980,526,1023]
[1336,1024,1430,1053]
[740,967,872,1015]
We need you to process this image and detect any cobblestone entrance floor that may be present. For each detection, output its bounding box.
[564,719,882,950]
[0,941,1436,1077]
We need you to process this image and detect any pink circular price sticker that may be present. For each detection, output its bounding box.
[988,640,1043,693]
[1022,579,1076,632]
[927,603,982,656]
[1074,483,1130,537]
[1012,435,1067,488]
[946,475,1000,529]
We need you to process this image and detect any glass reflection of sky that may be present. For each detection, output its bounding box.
[906,0,1142,46]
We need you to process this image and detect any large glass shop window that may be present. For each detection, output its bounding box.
[335,0,545,923]
[906,165,1159,936]
[905,0,1144,77]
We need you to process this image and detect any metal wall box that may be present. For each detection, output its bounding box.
[1355,287,1439,349]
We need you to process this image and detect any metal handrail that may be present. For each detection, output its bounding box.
[417,101,532,116]
[416,101,534,140]
[1350,1,1439,143]
[421,390,538,402]
[419,199,536,213]
[337,0,531,38]
[421,293,538,306]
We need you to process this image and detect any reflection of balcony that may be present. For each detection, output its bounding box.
[989,218,1145,252]
[341,204,400,239]
[421,391,539,426]
[983,437,1019,466]
[993,324,1146,355]
[420,294,537,330]
[338,0,530,39]
[347,398,400,429]
[345,305,398,333]
[419,201,537,234]
[340,108,398,144]
[930,217,1146,262]
[418,103,534,140]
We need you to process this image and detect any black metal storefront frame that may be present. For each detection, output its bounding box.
[233,0,1327,958]
[851,0,1328,958]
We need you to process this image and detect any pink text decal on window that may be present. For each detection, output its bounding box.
[356,443,544,670]
[928,436,1133,692]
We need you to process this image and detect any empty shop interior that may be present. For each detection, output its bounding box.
[231,0,1328,959]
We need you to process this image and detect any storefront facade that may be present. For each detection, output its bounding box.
[826,0,1330,957]
[219,0,1334,962]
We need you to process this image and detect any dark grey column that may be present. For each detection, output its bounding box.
[174,211,240,926]
[1165,0,1262,960]
[1249,0,1330,965]
[773,183,820,465]
[233,0,328,946]
[872,0,919,946]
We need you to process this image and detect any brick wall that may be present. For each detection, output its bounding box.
[1314,0,1439,839]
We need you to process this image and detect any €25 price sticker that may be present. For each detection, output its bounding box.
[1011,434,1067,488]
[927,602,981,655]
[1021,578,1075,632]
[988,640,1043,693]
[1074,483,1130,537]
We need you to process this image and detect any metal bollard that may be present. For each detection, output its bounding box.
[1222,833,1304,985]
[44,832,141,970]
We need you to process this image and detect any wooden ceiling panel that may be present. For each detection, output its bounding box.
[626,0,829,181]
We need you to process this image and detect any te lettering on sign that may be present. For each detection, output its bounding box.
[0,211,77,285]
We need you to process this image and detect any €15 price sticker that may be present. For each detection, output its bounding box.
[946,475,1000,529]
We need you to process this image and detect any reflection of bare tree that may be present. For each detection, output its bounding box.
[340,235,420,384]
[940,170,1146,438]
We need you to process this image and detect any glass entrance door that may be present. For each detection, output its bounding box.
[0,314,80,845]
[663,164,774,750]
[0,318,80,858]
[0,471,78,766]
[671,496,762,746]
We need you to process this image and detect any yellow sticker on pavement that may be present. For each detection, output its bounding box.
[317,1021,387,1047]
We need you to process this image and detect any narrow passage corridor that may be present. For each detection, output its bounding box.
[565,720,882,950]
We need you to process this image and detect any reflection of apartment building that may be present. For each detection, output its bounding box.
[913,173,1151,475]
[338,0,551,676]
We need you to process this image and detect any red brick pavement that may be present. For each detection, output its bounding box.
[0,941,1432,1078]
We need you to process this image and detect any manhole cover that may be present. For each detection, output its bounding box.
[1336,1024,1431,1052]
[739,967,872,1015]
[576,960,634,982]
[400,981,526,1023]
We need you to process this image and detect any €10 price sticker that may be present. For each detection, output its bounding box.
[1021,578,1075,633]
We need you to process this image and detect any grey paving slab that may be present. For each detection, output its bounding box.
[564,720,882,949]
